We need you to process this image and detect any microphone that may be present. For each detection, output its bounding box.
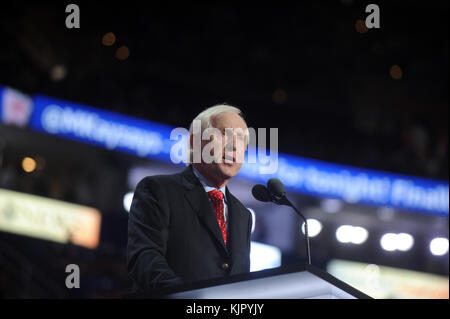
[251,184,272,202]
[267,178,286,198]
[251,178,312,265]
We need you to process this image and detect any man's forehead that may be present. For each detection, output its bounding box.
[211,112,247,129]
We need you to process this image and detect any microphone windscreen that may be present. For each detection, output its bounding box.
[252,184,272,202]
[267,178,286,197]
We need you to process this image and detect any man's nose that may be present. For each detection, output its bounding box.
[225,134,236,151]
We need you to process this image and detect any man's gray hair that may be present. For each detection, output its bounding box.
[187,104,248,164]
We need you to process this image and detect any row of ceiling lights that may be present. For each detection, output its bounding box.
[301,218,448,256]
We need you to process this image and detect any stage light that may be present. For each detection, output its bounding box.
[390,65,403,79]
[50,65,67,81]
[380,233,397,251]
[336,225,368,244]
[123,191,134,212]
[352,227,369,244]
[355,19,368,34]
[380,232,414,252]
[396,233,414,251]
[336,225,352,243]
[116,46,130,60]
[429,238,449,256]
[320,198,342,214]
[102,32,116,46]
[22,157,36,173]
[301,219,322,237]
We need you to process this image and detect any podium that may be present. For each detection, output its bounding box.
[131,265,371,299]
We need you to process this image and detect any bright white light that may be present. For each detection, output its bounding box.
[301,219,322,237]
[380,233,397,251]
[352,227,369,244]
[320,198,343,214]
[429,238,449,256]
[250,241,282,272]
[380,233,414,252]
[247,208,256,234]
[336,225,368,244]
[336,225,352,243]
[397,233,414,251]
[123,191,134,212]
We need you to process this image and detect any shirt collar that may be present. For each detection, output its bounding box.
[192,166,227,201]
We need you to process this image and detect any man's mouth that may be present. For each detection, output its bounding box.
[223,154,235,163]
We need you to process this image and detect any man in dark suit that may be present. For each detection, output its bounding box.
[127,104,252,292]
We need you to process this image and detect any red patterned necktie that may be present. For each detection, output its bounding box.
[208,189,227,246]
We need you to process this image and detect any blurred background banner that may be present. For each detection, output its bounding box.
[0,188,101,249]
[327,259,449,299]
[2,85,447,215]
[30,93,174,161]
[0,1,448,298]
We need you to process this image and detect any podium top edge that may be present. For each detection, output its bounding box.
[125,264,372,299]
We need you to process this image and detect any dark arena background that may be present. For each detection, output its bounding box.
[0,1,448,299]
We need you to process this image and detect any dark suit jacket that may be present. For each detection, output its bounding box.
[126,165,252,292]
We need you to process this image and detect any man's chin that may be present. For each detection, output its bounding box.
[216,161,241,178]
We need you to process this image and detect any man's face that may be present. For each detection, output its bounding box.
[202,112,248,180]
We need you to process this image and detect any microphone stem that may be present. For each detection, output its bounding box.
[285,198,311,265]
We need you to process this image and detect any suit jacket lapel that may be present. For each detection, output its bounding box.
[182,166,229,256]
